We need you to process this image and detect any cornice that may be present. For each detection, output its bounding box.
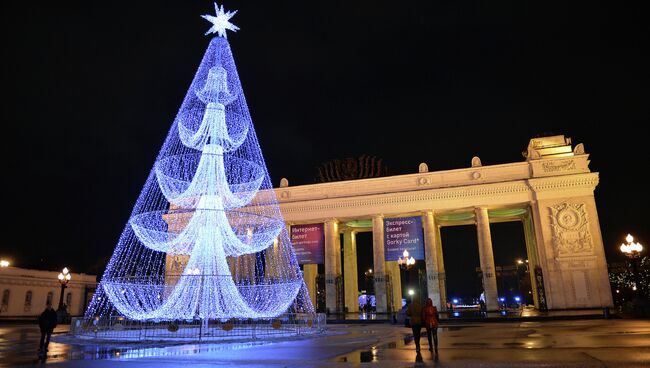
[280,181,531,214]
[0,277,97,289]
[277,173,599,216]
[527,173,599,192]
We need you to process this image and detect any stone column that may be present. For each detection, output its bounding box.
[372,215,388,313]
[303,263,318,309]
[324,219,340,314]
[264,238,278,279]
[422,211,442,309]
[435,227,448,310]
[522,213,540,308]
[343,229,359,312]
[475,207,499,311]
[386,260,402,312]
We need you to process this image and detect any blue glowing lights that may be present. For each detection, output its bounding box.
[85,5,313,321]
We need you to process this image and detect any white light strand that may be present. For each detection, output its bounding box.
[86,30,314,321]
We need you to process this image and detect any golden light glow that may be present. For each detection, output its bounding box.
[620,234,643,255]
[0,260,9,267]
[59,267,71,283]
[398,249,415,267]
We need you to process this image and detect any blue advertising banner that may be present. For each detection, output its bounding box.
[384,216,424,261]
[291,224,325,264]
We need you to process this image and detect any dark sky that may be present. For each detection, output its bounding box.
[1,1,648,289]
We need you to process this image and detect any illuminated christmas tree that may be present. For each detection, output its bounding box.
[86,3,313,320]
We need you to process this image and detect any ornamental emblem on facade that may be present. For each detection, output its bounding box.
[549,202,593,256]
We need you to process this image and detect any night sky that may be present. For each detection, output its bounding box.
[1,1,648,295]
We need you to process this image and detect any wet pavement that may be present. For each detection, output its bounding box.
[329,306,611,322]
[1,319,649,367]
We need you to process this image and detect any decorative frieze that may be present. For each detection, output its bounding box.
[530,155,590,178]
[280,182,531,214]
[417,176,431,186]
[549,202,593,257]
[527,174,599,192]
[542,159,576,173]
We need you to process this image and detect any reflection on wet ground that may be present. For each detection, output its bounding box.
[0,324,273,366]
[2,319,650,367]
[337,335,413,363]
[329,307,611,322]
[333,320,650,366]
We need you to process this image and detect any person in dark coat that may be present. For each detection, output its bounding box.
[421,298,440,359]
[406,299,423,352]
[38,302,57,355]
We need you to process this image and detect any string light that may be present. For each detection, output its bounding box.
[86,4,313,321]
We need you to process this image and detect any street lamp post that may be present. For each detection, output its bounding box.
[515,259,529,305]
[620,234,644,295]
[398,250,417,305]
[397,249,415,271]
[57,267,71,323]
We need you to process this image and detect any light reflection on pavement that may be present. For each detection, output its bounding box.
[1,319,649,367]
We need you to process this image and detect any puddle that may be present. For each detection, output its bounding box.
[441,326,467,332]
[527,333,545,337]
[337,347,378,363]
[336,335,414,362]
[384,335,414,349]
[451,342,488,347]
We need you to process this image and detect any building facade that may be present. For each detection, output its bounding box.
[0,266,97,318]
[269,135,614,312]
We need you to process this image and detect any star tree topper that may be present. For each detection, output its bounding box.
[201,2,240,38]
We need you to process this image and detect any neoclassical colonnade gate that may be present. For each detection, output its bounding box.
[257,136,613,313]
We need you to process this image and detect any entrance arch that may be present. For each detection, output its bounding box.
[259,135,613,313]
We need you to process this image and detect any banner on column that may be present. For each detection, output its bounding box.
[384,216,424,261]
[291,224,324,264]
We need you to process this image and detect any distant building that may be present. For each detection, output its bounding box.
[0,266,97,319]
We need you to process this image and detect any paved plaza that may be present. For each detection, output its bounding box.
[1,318,649,367]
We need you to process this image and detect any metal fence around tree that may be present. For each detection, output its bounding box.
[70,313,326,342]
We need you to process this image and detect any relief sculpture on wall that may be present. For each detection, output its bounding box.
[549,202,593,257]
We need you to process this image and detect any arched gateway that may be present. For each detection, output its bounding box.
[266,135,613,313]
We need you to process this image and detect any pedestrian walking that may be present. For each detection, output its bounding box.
[479,299,487,316]
[38,302,57,357]
[422,298,440,359]
[406,299,423,352]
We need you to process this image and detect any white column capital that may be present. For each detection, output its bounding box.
[422,210,435,217]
